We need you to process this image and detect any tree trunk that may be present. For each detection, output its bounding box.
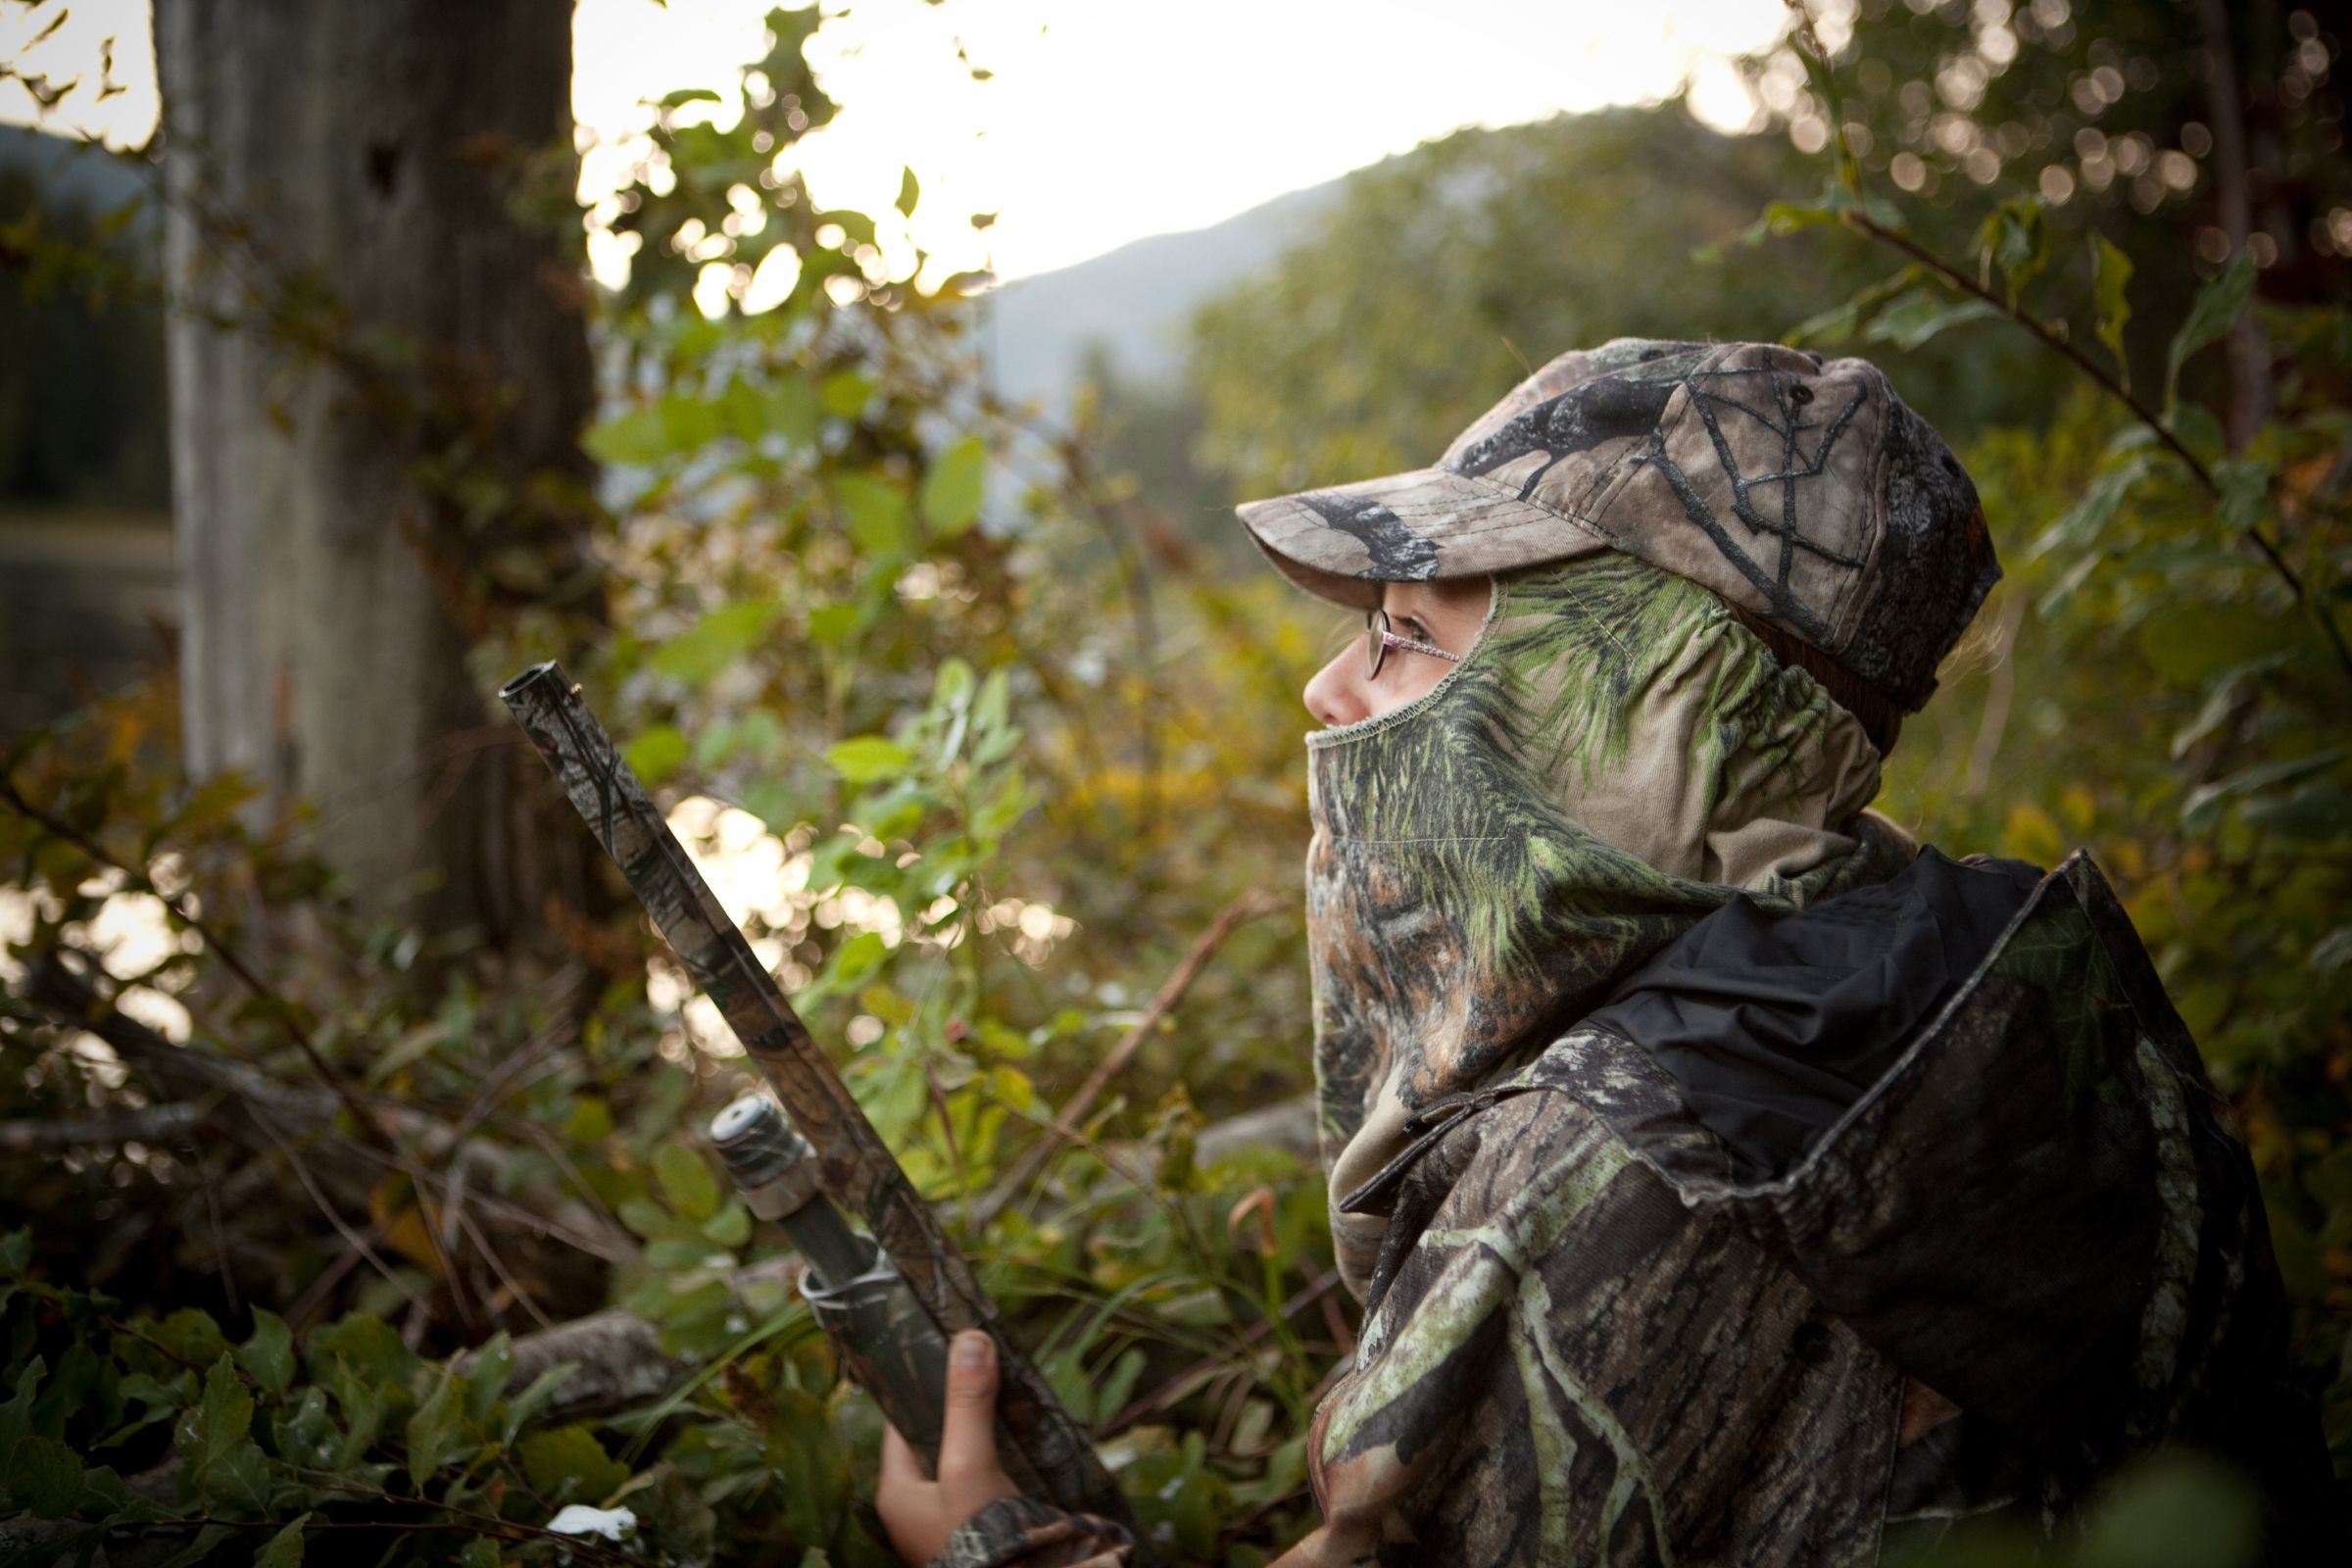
[2196,0,2275,449]
[157,0,599,945]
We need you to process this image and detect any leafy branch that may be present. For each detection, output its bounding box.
[0,772,491,1336]
[1775,0,2352,689]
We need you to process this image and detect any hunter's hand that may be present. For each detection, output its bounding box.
[877,1330,1022,1565]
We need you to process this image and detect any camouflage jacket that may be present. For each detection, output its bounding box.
[933,854,2337,1567]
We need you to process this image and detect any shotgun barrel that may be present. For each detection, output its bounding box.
[499,661,1138,1538]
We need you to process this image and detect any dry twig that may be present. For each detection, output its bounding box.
[971,889,1284,1229]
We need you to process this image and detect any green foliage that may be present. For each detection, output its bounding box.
[6,3,2348,1564]
[6,6,1333,1561]
[2168,254,2258,413]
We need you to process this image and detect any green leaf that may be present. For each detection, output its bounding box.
[0,1228,28,1276]
[651,601,782,683]
[517,1425,630,1505]
[2209,459,2271,543]
[1861,291,1998,351]
[2240,782,2352,840]
[309,1312,417,1397]
[180,1357,253,1475]
[838,473,911,557]
[702,1201,752,1249]
[239,1309,294,1399]
[1718,198,1838,257]
[2031,452,2155,562]
[659,393,724,454]
[829,931,889,989]
[654,1143,721,1224]
[827,736,912,783]
[624,724,691,787]
[154,1307,232,1366]
[2181,751,2347,834]
[808,602,862,647]
[1977,196,2049,305]
[501,1363,577,1447]
[820,369,875,416]
[581,403,669,466]
[465,1334,512,1428]
[462,1539,502,1568]
[820,208,877,248]
[2166,251,2257,410]
[617,1199,670,1240]
[895,166,920,219]
[406,1363,465,1490]
[151,1522,235,1568]
[918,437,988,536]
[583,393,721,466]
[2091,234,2133,390]
[165,773,261,839]
[585,392,719,465]
[2136,607,2288,688]
[760,376,821,449]
[1783,269,1920,348]
[565,1097,613,1146]
[327,1369,382,1470]
[4,1433,83,1517]
[177,1356,272,1509]
[255,1513,311,1568]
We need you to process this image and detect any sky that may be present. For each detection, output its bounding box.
[4,0,1787,282]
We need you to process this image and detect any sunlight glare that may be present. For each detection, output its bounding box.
[8,2,1789,284]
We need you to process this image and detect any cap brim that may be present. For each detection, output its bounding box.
[1234,467,1611,611]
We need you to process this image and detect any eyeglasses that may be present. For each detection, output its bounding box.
[1364,608,1461,679]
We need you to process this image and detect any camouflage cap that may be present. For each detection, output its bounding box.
[1235,337,1998,711]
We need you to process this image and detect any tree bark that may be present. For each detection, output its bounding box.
[156,0,599,945]
[2196,0,2275,448]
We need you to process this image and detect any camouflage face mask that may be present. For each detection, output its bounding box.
[1305,553,1914,1296]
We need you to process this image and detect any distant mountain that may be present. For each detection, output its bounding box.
[982,179,1341,412]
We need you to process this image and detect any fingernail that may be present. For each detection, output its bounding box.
[953,1331,993,1368]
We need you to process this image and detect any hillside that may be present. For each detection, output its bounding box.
[984,179,1339,411]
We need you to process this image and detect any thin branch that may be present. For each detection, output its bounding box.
[454,1204,557,1333]
[971,889,1284,1229]
[0,1103,203,1150]
[248,1113,425,1318]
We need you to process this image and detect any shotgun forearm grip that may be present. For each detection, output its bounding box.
[711,1094,954,1471]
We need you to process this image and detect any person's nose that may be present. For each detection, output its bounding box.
[1303,648,1368,728]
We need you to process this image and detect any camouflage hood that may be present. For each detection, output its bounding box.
[1305,552,1913,1295]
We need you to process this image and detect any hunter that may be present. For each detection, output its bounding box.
[869,340,2340,1566]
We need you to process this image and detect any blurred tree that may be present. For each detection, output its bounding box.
[1181,101,2058,505]
[156,0,604,948]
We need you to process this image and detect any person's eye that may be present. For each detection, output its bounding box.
[1400,617,1432,641]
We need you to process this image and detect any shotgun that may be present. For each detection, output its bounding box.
[499,662,1140,1541]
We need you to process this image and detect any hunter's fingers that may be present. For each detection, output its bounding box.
[879,1422,928,1492]
[936,1330,1004,1494]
